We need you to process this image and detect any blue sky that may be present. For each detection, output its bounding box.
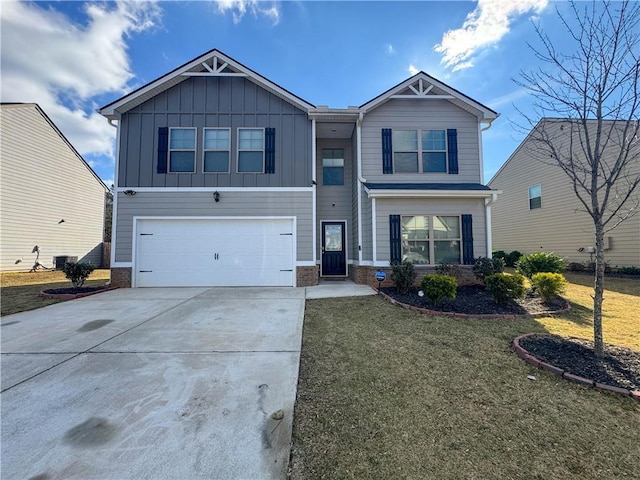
[2,0,579,186]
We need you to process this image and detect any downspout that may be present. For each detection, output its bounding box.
[485,192,498,258]
[107,115,120,271]
[478,118,494,184]
[311,118,317,268]
[356,111,366,264]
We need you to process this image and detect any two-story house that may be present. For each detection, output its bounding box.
[98,49,499,288]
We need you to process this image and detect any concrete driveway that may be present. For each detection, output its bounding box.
[1,287,305,480]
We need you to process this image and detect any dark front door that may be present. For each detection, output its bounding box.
[321,221,346,276]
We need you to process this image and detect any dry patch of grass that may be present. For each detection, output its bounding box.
[291,278,640,479]
[1,270,110,316]
[535,275,640,350]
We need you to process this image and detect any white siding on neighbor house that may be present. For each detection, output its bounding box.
[0,105,106,271]
[374,198,487,263]
[114,190,313,263]
[489,121,640,267]
[361,99,482,183]
[316,139,354,261]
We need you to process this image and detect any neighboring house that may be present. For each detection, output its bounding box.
[489,118,640,268]
[0,103,108,271]
[98,49,499,288]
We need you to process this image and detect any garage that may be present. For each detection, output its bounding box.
[134,217,295,287]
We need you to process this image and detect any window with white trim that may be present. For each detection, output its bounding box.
[238,128,264,173]
[393,129,447,173]
[169,128,196,173]
[322,149,344,185]
[529,184,542,209]
[402,215,461,264]
[203,128,230,173]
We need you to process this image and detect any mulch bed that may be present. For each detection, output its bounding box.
[41,287,107,295]
[520,335,640,391]
[381,285,566,316]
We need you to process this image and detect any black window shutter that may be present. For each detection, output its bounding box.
[461,214,473,265]
[382,128,393,174]
[265,127,276,174]
[447,129,458,174]
[389,214,401,264]
[157,127,168,174]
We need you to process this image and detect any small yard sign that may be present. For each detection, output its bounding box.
[375,271,386,293]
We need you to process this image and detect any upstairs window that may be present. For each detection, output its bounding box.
[238,128,264,173]
[322,149,345,185]
[393,129,447,173]
[203,128,230,173]
[169,128,196,173]
[529,184,542,209]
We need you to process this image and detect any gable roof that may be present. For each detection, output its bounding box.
[0,103,108,191]
[98,49,316,120]
[359,71,499,122]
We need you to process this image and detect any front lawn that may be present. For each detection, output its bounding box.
[0,269,111,316]
[290,276,640,479]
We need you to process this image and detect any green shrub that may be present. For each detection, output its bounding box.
[531,272,567,302]
[435,262,461,279]
[492,250,507,262]
[567,262,586,272]
[391,261,416,294]
[485,273,526,305]
[516,252,565,278]
[473,256,505,282]
[61,262,96,289]
[420,274,457,306]
[618,266,640,275]
[583,261,613,274]
[505,250,523,268]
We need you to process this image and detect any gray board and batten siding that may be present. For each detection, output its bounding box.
[361,99,481,183]
[316,139,354,261]
[114,191,313,264]
[118,76,312,188]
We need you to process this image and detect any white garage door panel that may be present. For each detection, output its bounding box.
[135,219,294,287]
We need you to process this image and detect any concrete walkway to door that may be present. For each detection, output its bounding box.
[1,287,305,480]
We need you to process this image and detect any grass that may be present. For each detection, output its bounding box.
[0,269,111,316]
[290,276,640,480]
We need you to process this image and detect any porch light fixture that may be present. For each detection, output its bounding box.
[123,190,136,196]
[213,191,220,202]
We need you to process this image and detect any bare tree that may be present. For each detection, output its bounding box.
[516,0,640,357]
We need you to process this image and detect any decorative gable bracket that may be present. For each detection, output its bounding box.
[181,55,248,77]
[391,78,453,100]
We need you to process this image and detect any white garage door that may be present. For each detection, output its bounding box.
[135,218,295,287]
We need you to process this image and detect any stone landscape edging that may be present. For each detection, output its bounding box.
[39,286,117,300]
[512,333,640,402]
[379,290,571,319]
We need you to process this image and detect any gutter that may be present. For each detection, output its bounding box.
[484,192,498,257]
[356,112,366,264]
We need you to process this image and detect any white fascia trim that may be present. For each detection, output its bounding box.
[364,189,501,199]
[115,187,313,193]
[356,261,390,267]
[297,261,316,267]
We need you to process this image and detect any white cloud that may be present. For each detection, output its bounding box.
[0,1,161,157]
[386,43,395,55]
[488,88,529,108]
[408,64,420,76]
[214,1,280,25]
[434,0,549,72]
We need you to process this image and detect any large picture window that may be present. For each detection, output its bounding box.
[401,215,461,264]
[238,128,264,173]
[393,129,447,173]
[169,128,196,173]
[203,128,230,173]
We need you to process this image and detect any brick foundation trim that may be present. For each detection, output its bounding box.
[110,267,132,288]
[350,264,479,288]
[297,265,319,287]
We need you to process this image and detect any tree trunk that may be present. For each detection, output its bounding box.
[593,223,606,358]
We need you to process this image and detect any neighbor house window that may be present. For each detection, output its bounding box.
[169,128,196,173]
[203,128,230,173]
[238,128,264,173]
[529,184,542,209]
[402,215,461,264]
[393,130,447,173]
[322,149,344,185]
